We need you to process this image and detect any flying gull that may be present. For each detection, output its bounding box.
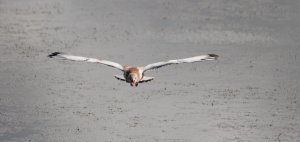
[48,52,218,87]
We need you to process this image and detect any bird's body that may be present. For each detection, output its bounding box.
[123,67,143,87]
[48,52,218,87]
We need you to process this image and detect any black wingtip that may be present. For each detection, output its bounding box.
[48,52,62,58]
[208,54,219,59]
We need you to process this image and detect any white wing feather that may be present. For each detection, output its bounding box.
[143,54,218,72]
[48,52,124,71]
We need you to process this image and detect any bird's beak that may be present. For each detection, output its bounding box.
[131,81,138,87]
[131,82,135,87]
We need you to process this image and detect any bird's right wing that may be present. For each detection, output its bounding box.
[48,52,124,71]
[143,54,218,72]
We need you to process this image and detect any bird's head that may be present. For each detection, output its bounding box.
[129,73,138,87]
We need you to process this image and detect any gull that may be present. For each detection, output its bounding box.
[48,52,218,87]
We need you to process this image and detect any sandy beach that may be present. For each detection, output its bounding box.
[0,0,299,141]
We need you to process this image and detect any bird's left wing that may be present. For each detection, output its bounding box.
[48,52,124,71]
[143,54,218,72]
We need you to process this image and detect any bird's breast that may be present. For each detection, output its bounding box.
[127,67,143,80]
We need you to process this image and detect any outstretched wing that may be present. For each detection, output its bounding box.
[143,54,218,72]
[114,75,126,81]
[139,76,154,83]
[48,52,124,71]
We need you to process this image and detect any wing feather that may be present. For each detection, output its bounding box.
[143,54,218,72]
[48,52,124,71]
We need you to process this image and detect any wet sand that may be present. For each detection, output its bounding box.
[0,0,299,141]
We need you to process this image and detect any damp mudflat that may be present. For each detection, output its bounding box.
[0,0,299,141]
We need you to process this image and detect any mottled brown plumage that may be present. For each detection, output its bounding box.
[124,67,142,87]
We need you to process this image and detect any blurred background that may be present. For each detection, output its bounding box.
[0,0,299,141]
